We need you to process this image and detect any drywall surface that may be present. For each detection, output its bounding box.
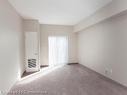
[78,11,127,87]
[23,19,39,32]
[0,0,24,95]
[75,0,127,32]
[40,24,78,65]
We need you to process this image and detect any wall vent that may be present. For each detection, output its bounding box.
[28,59,36,68]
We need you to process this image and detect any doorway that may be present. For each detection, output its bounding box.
[25,32,40,72]
[48,36,68,66]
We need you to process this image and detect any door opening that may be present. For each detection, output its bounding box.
[25,32,40,72]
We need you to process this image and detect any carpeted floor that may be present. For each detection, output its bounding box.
[8,64,127,95]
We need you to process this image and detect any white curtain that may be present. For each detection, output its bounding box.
[48,36,68,66]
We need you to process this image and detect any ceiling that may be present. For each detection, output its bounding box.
[8,0,112,25]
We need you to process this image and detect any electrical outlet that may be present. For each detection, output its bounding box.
[105,69,109,75]
[110,69,112,75]
[104,68,112,76]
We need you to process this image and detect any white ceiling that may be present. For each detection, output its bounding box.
[8,0,112,25]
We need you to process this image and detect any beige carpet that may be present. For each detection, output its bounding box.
[8,64,127,95]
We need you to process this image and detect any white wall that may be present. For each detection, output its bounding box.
[0,0,24,94]
[75,0,127,32]
[78,10,127,87]
[23,19,40,32]
[40,24,78,65]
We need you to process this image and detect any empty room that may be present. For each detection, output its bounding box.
[1,0,127,95]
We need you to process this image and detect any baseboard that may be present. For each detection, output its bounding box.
[40,65,49,68]
[79,63,127,90]
[68,63,79,65]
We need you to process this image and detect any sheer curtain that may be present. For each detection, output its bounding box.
[48,36,68,66]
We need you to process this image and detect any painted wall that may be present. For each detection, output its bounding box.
[40,24,78,65]
[0,0,24,94]
[23,19,40,32]
[78,11,127,87]
[74,0,127,32]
